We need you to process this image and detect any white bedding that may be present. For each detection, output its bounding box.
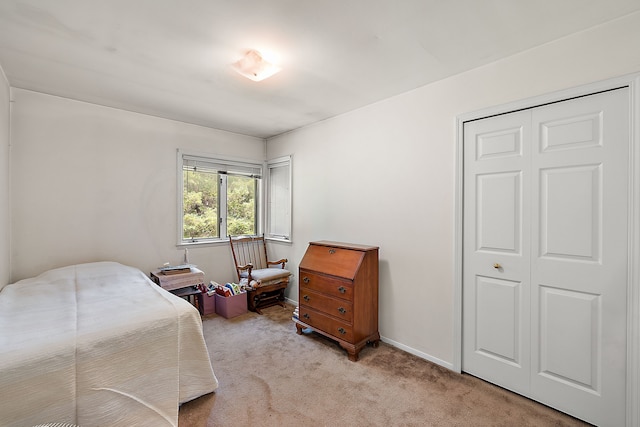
[0,262,218,427]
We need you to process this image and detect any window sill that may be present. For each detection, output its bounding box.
[176,239,229,248]
[265,236,292,244]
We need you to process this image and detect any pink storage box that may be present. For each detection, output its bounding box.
[214,292,247,319]
[201,293,216,315]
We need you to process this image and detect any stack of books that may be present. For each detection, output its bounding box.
[160,264,193,275]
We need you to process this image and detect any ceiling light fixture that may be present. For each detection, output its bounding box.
[232,49,281,82]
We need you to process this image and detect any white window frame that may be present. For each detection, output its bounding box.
[177,149,263,245]
[265,155,292,242]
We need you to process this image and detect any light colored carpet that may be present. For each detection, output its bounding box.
[179,304,589,426]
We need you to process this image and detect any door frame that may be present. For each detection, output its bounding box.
[453,72,640,427]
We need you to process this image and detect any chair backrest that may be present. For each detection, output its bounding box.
[229,235,269,280]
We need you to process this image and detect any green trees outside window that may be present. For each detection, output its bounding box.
[226,175,256,236]
[183,169,256,241]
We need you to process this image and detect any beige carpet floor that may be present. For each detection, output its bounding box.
[179,303,590,427]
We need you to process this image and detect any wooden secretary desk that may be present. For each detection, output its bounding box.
[294,241,379,361]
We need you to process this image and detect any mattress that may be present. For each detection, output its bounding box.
[0,262,218,427]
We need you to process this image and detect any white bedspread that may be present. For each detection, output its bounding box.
[0,262,218,427]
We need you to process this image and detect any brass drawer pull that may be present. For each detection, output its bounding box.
[303,277,310,284]
[303,295,310,302]
[338,327,347,335]
[338,307,346,314]
[338,286,346,293]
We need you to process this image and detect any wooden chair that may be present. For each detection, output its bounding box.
[228,234,291,314]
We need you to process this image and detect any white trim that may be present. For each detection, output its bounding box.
[266,155,291,167]
[452,114,465,374]
[176,149,184,246]
[455,73,635,124]
[265,154,292,242]
[381,336,454,371]
[178,149,263,168]
[454,72,640,427]
[627,75,640,427]
[284,310,455,371]
[4,77,11,286]
[285,296,297,307]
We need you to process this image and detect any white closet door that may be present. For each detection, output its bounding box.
[529,89,628,426]
[462,88,629,426]
[462,110,532,394]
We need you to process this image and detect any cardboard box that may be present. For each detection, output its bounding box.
[201,293,216,315]
[215,292,247,319]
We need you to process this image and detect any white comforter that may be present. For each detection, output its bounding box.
[0,262,218,427]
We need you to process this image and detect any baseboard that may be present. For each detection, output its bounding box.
[379,336,455,372]
[285,297,298,306]
[285,297,454,371]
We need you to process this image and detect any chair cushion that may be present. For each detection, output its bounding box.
[241,268,291,282]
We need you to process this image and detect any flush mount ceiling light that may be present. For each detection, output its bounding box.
[232,49,281,82]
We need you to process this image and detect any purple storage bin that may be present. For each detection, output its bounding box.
[214,292,248,318]
[201,292,216,315]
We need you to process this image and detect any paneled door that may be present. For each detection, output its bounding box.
[462,88,629,426]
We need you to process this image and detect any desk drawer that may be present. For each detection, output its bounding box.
[299,269,353,300]
[300,287,353,322]
[299,306,353,342]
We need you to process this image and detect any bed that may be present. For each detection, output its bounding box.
[0,261,218,427]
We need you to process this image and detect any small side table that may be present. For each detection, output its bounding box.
[150,267,205,314]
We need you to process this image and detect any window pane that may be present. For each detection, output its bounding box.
[266,156,291,240]
[179,150,263,243]
[183,169,218,240]
[268,164,290,237]
[227,174,256,236]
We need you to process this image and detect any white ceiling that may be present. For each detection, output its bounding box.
[1,1,639,139]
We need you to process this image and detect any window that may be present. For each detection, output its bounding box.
[265,156,292,241]
[178,151,262,243]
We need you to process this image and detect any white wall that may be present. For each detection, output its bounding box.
[267,12,640,367]
[10,89,265,283]
[0,65,9,288]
